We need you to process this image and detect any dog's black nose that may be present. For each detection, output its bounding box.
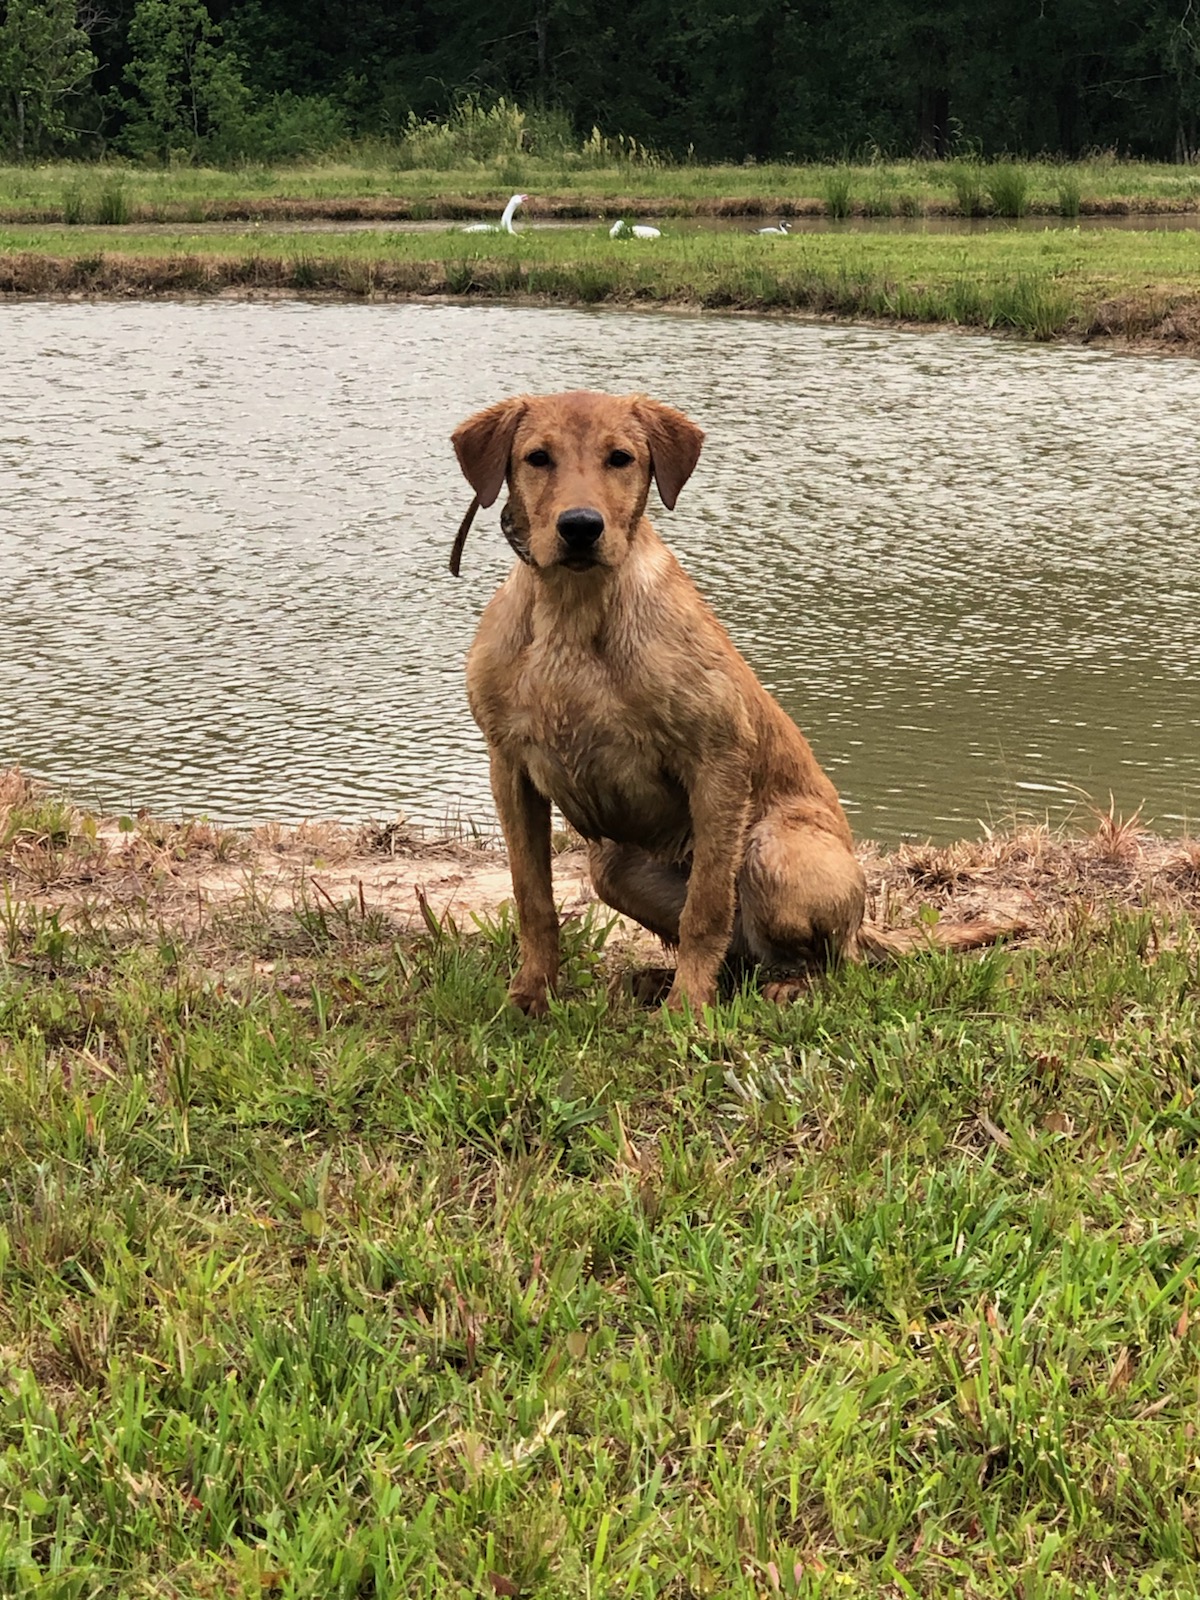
[556,508,605,549]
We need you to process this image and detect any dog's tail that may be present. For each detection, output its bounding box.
[855,916,1027,963]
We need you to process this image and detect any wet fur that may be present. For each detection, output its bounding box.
[452,389,996,1015]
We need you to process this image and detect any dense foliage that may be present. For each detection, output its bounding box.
[0,0,1198,168]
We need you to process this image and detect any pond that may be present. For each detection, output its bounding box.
[3,299,1198,842]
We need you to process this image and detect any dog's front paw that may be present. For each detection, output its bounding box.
[663,976,715,1014]
[509,973,551,1016]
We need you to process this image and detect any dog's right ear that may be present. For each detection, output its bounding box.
[451,398,527,509]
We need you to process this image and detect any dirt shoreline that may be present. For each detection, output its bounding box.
[3,251,1199,358]
[4,770,1198,955]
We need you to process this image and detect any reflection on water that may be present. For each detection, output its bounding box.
[2,300,1198,841]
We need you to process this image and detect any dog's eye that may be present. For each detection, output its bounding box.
[607,449,634,468]
[525,449,552,468]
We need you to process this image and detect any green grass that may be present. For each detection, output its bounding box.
[987,163,1032,220]
[0,157,1199,223]
[3,222,1198,345]
[3,885,1200,1595]
[820,168,854,220]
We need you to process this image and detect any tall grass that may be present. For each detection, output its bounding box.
[60,183,83,224]
[820,166,853,218]
[388,96,660,173]
[988,161,1032,218]
[1058,174,1082,217]
[92,176,130,225]
[947,160,987,216]
[3,155,1200,224]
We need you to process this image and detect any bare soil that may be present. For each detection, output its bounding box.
[4,769,1198,958]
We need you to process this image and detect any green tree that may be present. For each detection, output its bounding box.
[120,0,246,161]
[0,0,97,159]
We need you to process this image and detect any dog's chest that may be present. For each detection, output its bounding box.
[508,662,691,853]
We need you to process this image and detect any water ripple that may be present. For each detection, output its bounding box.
[2,300,1198,840]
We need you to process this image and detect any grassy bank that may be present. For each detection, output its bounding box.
[1,157,1199,225]
[3,222,1199,347]
[5,775,1200,1595]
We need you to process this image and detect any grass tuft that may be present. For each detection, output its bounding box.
[92,176,130,226]
[948,160,988,217]
[1058,174,1083,217]
[60,183,84,225]
[988,161,1032,218]
[820,166,853,219]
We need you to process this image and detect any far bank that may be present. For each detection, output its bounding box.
[3,224,1199,351]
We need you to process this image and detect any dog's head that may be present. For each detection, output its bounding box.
[451,390,704,573]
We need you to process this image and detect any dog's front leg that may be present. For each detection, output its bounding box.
[490,750,559,1016]
[667,766,751,1013]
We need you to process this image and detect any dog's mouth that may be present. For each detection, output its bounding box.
[558,552,603,572]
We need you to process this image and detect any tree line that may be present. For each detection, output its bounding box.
[2,0,1198,166]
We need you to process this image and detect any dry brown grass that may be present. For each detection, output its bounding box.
[5,767,1200,957]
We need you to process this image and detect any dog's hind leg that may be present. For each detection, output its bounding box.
[587,840,689,945]
[734,801,866,998]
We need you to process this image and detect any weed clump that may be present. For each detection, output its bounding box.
[92,176,130,225]
[988,161,1031,218]
[1058,174,1082,216]
[948,160,987,216]
[821,166,853,218]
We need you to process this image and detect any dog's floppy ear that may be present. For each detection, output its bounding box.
[633,397,705,511]
[451,397,528,508]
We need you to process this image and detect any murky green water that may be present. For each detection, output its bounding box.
[3,300,1198,841]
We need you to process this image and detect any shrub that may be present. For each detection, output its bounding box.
[217,93,347,163]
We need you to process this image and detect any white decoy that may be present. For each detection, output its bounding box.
[461,193,527,234]
[609,219,662,239]
[754,220,791,234]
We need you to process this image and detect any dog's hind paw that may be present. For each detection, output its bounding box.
[619,965,676,1007]
[761,974,815,1005]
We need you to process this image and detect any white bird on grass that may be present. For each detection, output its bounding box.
[461,193,528,234]
[754,220,791,235]
[609,219,662,239]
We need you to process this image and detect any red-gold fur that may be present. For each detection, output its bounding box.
[452,389,991,1015]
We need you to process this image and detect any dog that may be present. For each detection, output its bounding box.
[452,388,1007,1014]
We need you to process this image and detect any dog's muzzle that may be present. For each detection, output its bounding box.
[556,507,604,566]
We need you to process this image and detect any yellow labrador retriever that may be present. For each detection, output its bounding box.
[452,389,995,1014]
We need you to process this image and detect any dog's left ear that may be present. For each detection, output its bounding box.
[633,398,705,510]
[451,397,528,508]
